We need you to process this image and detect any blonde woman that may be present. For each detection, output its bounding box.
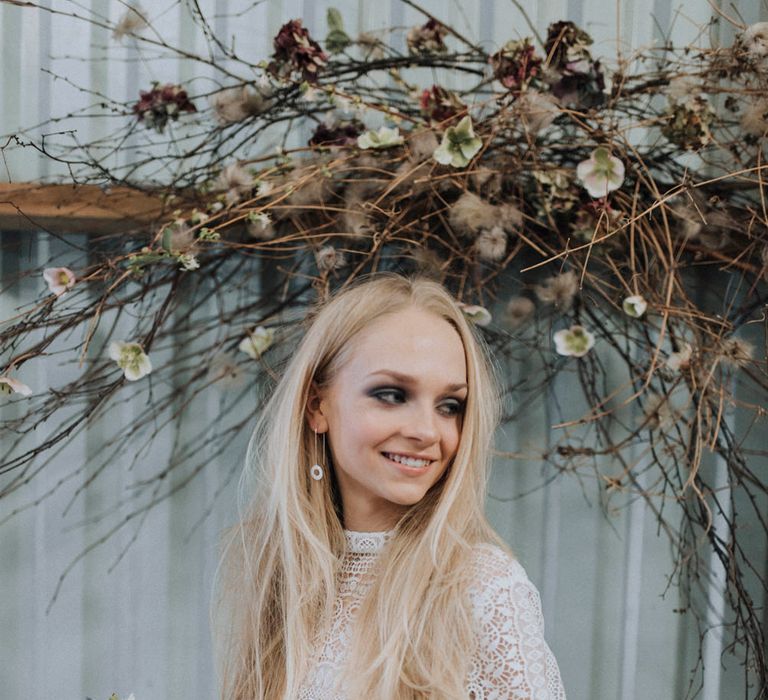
[216,274,565,699]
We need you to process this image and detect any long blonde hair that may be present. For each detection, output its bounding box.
[215,274,504,699]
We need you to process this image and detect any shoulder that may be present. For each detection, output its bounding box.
[466,543,544,625]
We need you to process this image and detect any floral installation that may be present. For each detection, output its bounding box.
[2,5,767,691]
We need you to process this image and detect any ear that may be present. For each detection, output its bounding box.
[305,382,329,433]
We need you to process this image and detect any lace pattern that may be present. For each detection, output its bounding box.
[297,531,566,699]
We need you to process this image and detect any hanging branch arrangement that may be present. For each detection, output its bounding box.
[0,1,767,693]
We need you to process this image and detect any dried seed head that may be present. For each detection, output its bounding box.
[535,270,579,310]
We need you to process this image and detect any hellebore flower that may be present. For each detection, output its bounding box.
[576,147,625,198]
[357,126,404,150]
[622,295,647,318]
[433,116,483,168]
[108,341,152,381]
[43,267,76,296]
[238,326,275,359]
[0,375,33,397]
[553,325,595,357]
[458,302,492,326]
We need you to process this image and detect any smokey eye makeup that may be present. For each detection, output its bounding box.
[368,386,466,416]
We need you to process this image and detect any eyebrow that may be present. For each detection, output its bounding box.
[367,369,467,393]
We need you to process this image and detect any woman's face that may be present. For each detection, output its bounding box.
[309,306,468,531]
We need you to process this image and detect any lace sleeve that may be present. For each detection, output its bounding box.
[466,545,566,700]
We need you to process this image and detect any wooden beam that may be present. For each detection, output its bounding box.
[0,183,167,234]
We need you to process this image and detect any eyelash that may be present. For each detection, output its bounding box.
[370,387,466,417]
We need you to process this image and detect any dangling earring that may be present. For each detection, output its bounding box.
[310,427,324,481]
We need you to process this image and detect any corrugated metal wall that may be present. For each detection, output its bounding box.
[1,1,766,699]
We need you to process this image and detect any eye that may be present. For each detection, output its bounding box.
[438,398,466,417]
[370,387,406,404]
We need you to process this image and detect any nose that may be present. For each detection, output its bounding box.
[404,401,440,444]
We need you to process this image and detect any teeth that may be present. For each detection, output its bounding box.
[385,452,430,468]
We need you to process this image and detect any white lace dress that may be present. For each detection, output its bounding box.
[298,530,566,699]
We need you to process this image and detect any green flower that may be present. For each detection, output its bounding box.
[458,302,492,326]
[238,326,275,359]
[576,147,624,198]
[433,116,482,168]
[622,295,647,318]
[108,341,152,381]
[553,325,595,357]
[357,126,404,149]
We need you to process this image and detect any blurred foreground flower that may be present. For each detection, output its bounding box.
[622,295,647,317]
[458,303,492,326]
[357,126,403,149]
[108,341,152,381]
[0,375,32,397]
[665,343,692,372]
[406,19,448,55]
[433,116,482,168]
[43,267,76,296]
[133,83,196,133]
[576,148,624,198]
[554,325,595,357]
[238,327,275,359]
[112,4,147,41]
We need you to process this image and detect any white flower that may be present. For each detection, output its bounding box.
[238,327,275,359]
[553,325,595,357]
[357,126,404,150]
[247,211,274,240]
[112,4,147,41]
[108,341,152,381]
[43,267,76,296]
[177,253,200,270]
[0,375,33,397]
[576,147,625,198]
[458,302,492,326]
[433,116,483,168]
[665,343,692,372]
[475,226,507,261]
[255,180,272,198]
[622,295,647,318]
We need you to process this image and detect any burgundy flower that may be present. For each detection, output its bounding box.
[269,19,328,83]
[406,19,448,55]
[419,85,464,125]
[543,21,604,108]
[309,119,364,147]
[490,39,542,92]
[133,82,196,133]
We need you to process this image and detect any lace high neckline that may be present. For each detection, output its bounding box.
[343,529,394,553]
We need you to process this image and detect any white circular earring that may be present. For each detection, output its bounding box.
[310,427,324,481]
